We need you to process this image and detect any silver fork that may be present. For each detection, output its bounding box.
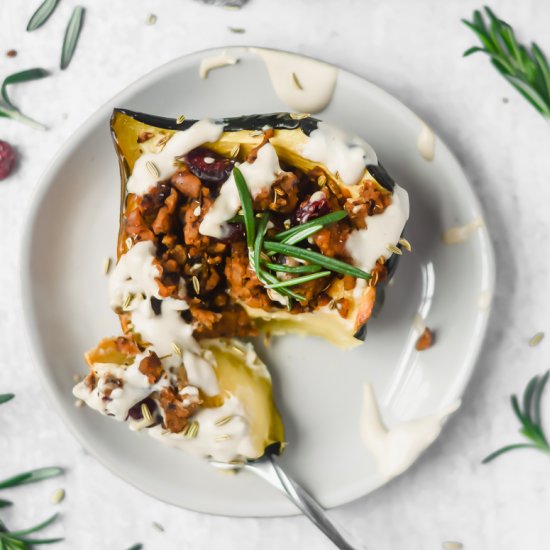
[210,445,362,549]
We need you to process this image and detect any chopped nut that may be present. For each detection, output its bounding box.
[416,327,434,351]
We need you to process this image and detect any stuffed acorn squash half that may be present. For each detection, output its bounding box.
[73,110,409,464]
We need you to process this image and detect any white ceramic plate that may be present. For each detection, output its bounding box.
[21,47,495,517]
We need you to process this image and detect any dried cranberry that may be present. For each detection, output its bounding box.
[0,141,16,181]
[185,147,234,185]
[219,222,245,242]
[127,397,156,420]
[295,192,330,223]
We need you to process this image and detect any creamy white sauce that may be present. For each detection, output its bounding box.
[300,122,377,186]
[442,217,484,244]
[148,394,254,462]
[478,290,492,310]
[345,185,410,273]
[360,384,461,480]
[127,119,223,195]
[251,48,337,114]
[199,50,239,80]
[108,241,219,396]
[200,142,282,238]
[417,122,436,161]
[73,354,169,421]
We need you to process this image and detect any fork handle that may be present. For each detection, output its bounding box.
[245,456,361,550]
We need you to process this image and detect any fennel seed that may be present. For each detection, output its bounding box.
[146,160,160,179]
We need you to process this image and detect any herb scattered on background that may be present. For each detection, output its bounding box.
[0,394,14,405]
[27,0,61,32]
[0,514,63,548]
[0,69,50,129]
[483,371,550,463]
[0,467,64,490]
[126,544,143,550]
[61,6,85,70]
[529,331,545,347]
[463,6,550,119]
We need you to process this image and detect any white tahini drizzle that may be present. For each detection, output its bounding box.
[360,384,461,480]
[109,241,219,396]
[250,48,337,114]
[417,122,436,161]
[199,142,282,238]
[73,354,169,421]
[148,395,256,463]
[127,119,223,195]
[300,122,378,186]
[442,217,484,244]
[199,50,239,79]
[345,185,410,273]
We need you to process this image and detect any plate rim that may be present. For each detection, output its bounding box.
[20,45,496,517]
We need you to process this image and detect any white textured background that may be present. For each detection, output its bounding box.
[1,1,550,549]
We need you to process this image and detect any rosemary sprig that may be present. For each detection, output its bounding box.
[0,69,50,129]
[265,270,331,289]
[483,371,550,463]
[463,7,550,119]
[274,210,348,242]
[253,213,270,278]
[0,514,63,547]
[264,262,322,274]
[0,467,64,490]
[260,270,305,303]
[0,394,14,405]
[264,241,371,280]
[27,0,61,31]
[60,6,85,70]
[233,167,256,250]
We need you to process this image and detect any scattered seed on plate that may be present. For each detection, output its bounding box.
[176,114,186,124]
[6,49,17,58]
[291,72,303,90]
[215,434,232,441]
[146,14,157,25]
[228,26,245,33]
[230,144,240,158]
[74,399,85,408]
[289,112,310,120]
[51,488,65,504]
[152,521,165,532]
[442,542,463,550]
[102,256,112,275]
[529,332,545,347]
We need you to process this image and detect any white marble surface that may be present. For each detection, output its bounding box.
[1,0,549,548]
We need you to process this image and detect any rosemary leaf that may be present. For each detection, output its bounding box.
[0,68,50,129]
[482,443,538,464]
[463,7,550,119]
[264,262,322,274]
[0,467,63,490]
[232,167,255,250]
[253,213,270,278]
[260,270,305,302]
[0,499,12,508]
[265,270,331,289]
[274,210,347,241]
[483,370,550,463]
[1,68,49,108]
[8,513,59,537]
[126,545,143,550]
[264,241,371,280]
[60,6,85,70]
[0,394,14,405]
[281,224,322,246]
[27,0,61,32]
